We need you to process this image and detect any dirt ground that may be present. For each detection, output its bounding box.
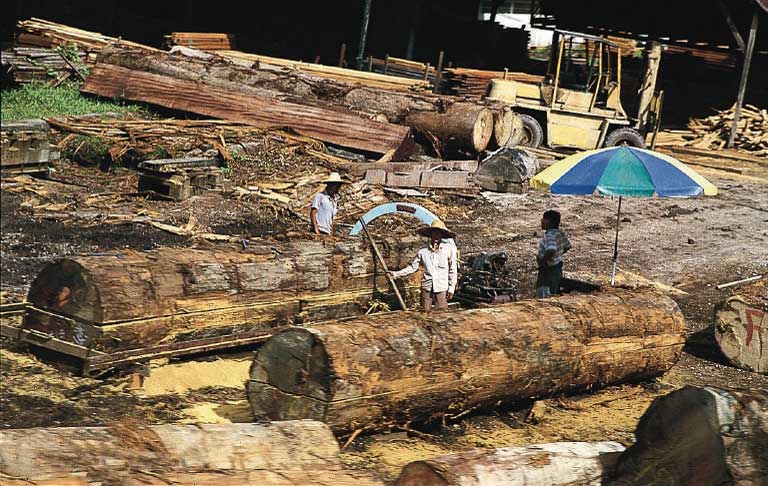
[1,133,767,484]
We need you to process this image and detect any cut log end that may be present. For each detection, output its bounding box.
[397,463,449,486]
[492,108,515,147]
[472,108,495,152]
[715,297,767,374]
[247,328,331,422]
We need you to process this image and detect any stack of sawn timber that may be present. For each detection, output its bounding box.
[16,18,157,54]
[687,104,768,156]
[166,32,235,50]
[0,421,384,486]
[83,47,515,155]
[441,67,544,97]
[22,239,421,353]
[1,47,91,84]
[369,56,439,84]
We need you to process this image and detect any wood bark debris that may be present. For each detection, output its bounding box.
[247,290,686,433]
[82,63,414,157]
[687,103,768,156]
[611,386,768,485]
[397,441,626,486]
[0,421,384,486]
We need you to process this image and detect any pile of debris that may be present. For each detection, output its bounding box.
[687,104,768,155]
[15,17,157,54]
[0,47,91,85]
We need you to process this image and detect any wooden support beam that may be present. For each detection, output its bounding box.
[728,7,759,149]
[718,0,746,51]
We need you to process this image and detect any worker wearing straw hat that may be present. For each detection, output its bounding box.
[390,220,458,311]
[310,172,346,236]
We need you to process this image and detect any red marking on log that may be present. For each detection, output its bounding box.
[744,309,764,346]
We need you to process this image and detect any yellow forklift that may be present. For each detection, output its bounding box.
[489,30,664,150]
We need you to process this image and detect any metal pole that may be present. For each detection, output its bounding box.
[360,218,407,310]
[610,196,622,286]
[433,50,445,93]
[338,43,347,67]
[728,7,759,149]
[356,0,373,70]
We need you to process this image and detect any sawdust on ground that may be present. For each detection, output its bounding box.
[141,358,251,396]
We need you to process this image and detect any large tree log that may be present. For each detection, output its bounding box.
[714,285,767,374]
[247,290,685,433]
[611,386,768,485]
[0,421,383,486]
[82,63,414,157]
[397,441,625,486]
[406,104,495,152]
[94,47,507,151]
[23,239,421,351]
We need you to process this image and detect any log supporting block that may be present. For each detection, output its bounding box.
[419,170,473,189]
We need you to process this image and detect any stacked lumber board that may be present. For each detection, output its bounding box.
[217,50,431,92]
[687,104,768,155]
[16,18,157,53]
[247,290,685,433]
[0,422,384,486]
[369,56,438,83]
[1,47,91,84]
[665,45,738,69]
[82,63,415,156]
[166,32,235,50]
[441,67,544,97]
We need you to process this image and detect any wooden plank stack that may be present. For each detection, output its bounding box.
[369,56,438,84]
[16,18,158,54]
[441,67,544,97]
[166,32,235,51]
[1,47,91,84]
[687,104,768,155]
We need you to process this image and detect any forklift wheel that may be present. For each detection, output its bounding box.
[604,127,646,148]
[518,114,543,148]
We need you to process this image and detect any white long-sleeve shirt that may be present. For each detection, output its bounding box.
[392,243,457,294]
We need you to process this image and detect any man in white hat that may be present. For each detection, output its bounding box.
[390,220,458,311]
[310,172,345,236]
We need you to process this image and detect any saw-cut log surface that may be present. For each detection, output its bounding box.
[247,290,685,433]
[23,239,421,351]
[492,107,516,148]
[715,293,767,374]
[612,386,768,485]
[82,63,413,156]
[0,421,384,486]
[397,441,625,486]
[406,104,494,152]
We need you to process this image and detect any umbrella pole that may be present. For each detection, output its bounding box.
[610,196,622,286]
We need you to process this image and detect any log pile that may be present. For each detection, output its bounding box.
[1,47,91,84]
[166,32,235,50]
[0,421,384,486]
[88,47,513,155]
[687,104,768,155]
[247,290,686,433]
[441,67,544,97]
[81,63,415,157]
[397,441,626,486]
[23,240,421,352]
[714,279,767,374]
[16,18,157,54]
[612,386,768,485]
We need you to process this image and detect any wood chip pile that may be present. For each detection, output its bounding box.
[687,104,768,155]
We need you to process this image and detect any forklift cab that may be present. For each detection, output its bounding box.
[542,30,626,116]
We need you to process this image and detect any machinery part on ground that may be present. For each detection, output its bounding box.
[397,441,626,486]
[611,386,768,486]
[603,127,646,148]
[0,421,384,486]
[474,148,539,193]
[715,293,766,374]
[246,290,685,434]
[517,114,544,148]
[455,251,519,304]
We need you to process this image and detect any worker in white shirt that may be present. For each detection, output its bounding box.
[390,220,458,311]
[310,172,345,236]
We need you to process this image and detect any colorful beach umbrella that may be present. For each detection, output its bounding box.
[530,146,717,284]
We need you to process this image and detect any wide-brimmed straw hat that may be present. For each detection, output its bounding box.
[416,219,456,239]
[322,172,347,184]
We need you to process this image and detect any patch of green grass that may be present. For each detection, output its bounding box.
[1,81,147,122]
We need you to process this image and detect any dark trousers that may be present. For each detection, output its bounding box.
[536,262,563,298]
